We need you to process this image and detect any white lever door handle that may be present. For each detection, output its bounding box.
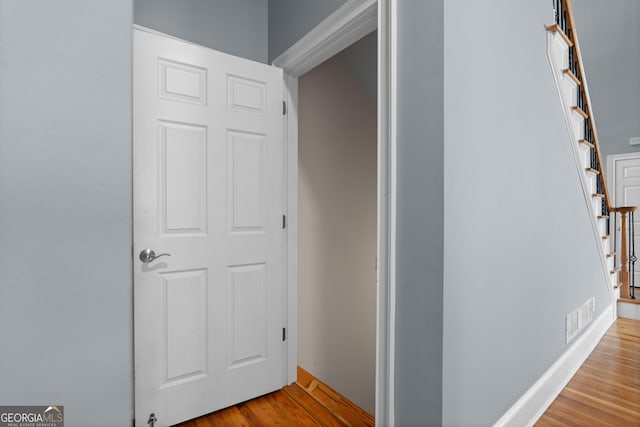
[139,249,171,263]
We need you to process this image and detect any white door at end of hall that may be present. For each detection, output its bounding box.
[613,155,640,288]
[133,28,287,427]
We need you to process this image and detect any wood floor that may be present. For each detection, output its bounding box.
[536,317,640,426]
[175,367,374,427]
[175,319,639,426]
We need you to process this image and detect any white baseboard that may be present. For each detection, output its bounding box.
[493,304,615,427]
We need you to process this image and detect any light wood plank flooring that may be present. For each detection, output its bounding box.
[175,367,374,426]
[536,317,640,426]
[176,319,639,426]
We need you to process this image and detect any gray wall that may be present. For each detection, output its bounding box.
[442,0,611,425]
[393,1,444,425]
[0,1,134,426]
[134,0,268,63]
[268,0,347,62]
[572,0,640,164]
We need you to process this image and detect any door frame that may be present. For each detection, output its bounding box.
[272,0,395,424]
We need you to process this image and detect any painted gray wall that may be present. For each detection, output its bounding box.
[442,0,612,425]
[0,1,134,426]
[268,0,347,62]
[393,1,444,425]
[572,0,640,164]
[134,0,268,63]
[342,30,377,106]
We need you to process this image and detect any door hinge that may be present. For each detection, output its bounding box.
[282,327,286,342]
[147,413,157,427]
[282,214,287,229]
[283,100,287,115]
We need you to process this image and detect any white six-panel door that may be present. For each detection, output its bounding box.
[133,28,286,427]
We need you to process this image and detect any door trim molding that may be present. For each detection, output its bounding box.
[376,1,395,424]
[274,0,395,424]
[271,0,377,77]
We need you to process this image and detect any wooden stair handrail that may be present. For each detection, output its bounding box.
[563,0,612,210]
[609,206,637,213]
[551,1,639,298]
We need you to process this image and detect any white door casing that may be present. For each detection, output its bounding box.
[134,28,286,427]
[609,153,640,288]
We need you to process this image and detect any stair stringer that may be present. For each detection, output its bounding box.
[545,30,616,304]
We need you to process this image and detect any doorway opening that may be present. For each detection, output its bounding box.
[274,1,394,422]
[297,31,378,415]
[608,152,640,293]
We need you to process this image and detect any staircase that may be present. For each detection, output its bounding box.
[546,0,639,318]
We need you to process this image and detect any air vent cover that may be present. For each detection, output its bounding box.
[566,298,595,343]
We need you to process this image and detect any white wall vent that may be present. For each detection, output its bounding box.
[566,298,595,343]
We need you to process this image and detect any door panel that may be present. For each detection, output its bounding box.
[228,264,267,366]
[228,131,266,231]
[161,121,208,233]
[134,28,286,427]
[163,269,209,382]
